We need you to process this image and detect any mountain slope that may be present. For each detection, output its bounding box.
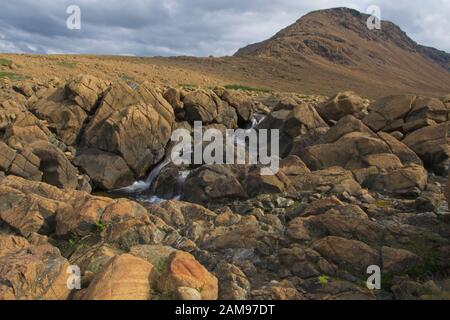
[234,7,450,95]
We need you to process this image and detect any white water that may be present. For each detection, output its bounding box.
[116,113,266,203]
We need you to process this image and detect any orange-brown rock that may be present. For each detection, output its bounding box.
[157,251,218,300]
[82,254,154,300]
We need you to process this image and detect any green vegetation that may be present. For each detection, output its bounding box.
[95,221,106,232]
[155,258,169,273]
[178,83,197,89]
[224,84,272,93]
[0,71,25,80]
[0,58,13,68]
[56,61,77,68]
[120,73,135,82]
[317,275,330,285]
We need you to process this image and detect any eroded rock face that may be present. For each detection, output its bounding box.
[74,148,134,190]
[183,90,221,124]
[0,237,70,300]
[83,82,175,179]
[317,91,366,123]
[403,122,450,174]
[156,251,218,300]
[82,254,154,300]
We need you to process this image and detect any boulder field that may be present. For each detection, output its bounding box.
[0,76,449,300]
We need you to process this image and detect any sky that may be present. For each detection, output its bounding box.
[0,0,449,57]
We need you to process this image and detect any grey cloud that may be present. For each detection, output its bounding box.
[0,0,449,57]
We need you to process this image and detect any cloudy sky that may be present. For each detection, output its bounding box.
[1,0,449,57]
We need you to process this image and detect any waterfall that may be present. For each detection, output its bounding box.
[115,113,266,203]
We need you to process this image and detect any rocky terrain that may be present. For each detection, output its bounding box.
[0,70,449,300]
[0,7,449,301]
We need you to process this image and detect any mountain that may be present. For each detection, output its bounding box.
[233,7,450,96]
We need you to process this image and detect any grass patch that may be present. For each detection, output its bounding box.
[0,71,25,80]
[317,275,330,285]
[155,258,169,273]
[178,83,198,89]
[224,84,272,93]
[120,73,135,82]
[0,58,13,68]
[56,61,77,68]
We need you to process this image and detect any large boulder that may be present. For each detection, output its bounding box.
[363,95,448,134]
[0,238,71,300]
[215,89,254,124]
[312,236,380,277]
[74,148,134,190]
[317,91,366,123]
[301,131,391,170]
[362,95,415,132]
[29,141,78,189]
[402,122,450,174]
[156,251,218,300]
[65,75,111,113]
[29,87,88,146]
[364,165,428,196]
[182,165,248,205]
[83,81,174,179]
[82,254,154,300]
[183,90,221,124]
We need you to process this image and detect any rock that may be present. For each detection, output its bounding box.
[279,245,336,278]
[0,141,16,172]
[301,132,391,170]
[280,155,311,176]
[65,75,111,113]
[0,175,147,238]
[216,89,254,124]
[382,246,421,274]
[0,242,70,300]
[29,140,78,189]
[322,115,375,144]
[363,95,415,132]
[403,122,450,174]
[8,148,42,181]
[164,88,183,112]
[30,87,88,145]
[312,236,380,276]
[0,234,31,257]
[182,165,247,205]
[365,165,427,196]
[403,97,448,132]
[292,166,364,197]
[260,100,328,139]
[317,91,365,123]
[74,148,135,190]
[302,205,385,243]
[215,262,250,300]
[83,81,174,178]
[174,287,203,300]
[377,132,422,166]
[446,175,450,206]
[129,244,178,266]
[183,90,220,123]
[157,251,218,300]
[246,167,294,197]
[82,254,154,300]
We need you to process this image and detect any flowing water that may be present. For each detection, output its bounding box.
[112,113,266,204]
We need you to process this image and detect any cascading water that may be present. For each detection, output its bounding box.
[115,113,266,204]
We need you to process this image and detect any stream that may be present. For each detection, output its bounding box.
[110,113,266,204]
